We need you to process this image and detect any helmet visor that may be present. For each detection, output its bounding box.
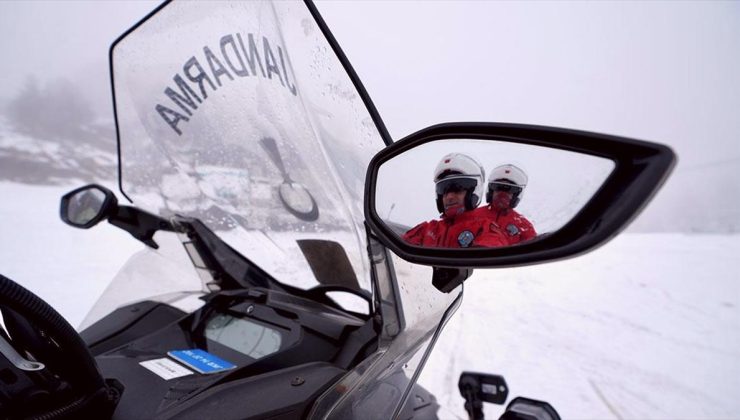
[490,180,523,195]
[436,177,477,195]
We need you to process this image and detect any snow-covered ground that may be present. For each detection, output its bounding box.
[2,182,739,419]
[421,233,740,419]
[0,182,142,324]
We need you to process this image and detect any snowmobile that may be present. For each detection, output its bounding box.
[0,1,674,419]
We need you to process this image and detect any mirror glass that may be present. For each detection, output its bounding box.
[375,139,615,248]
[65,187,107,226]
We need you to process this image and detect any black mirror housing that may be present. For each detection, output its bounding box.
[459,371,509,405]
[60,184,118,229]
[364,122,675,269]
[60,184,174,248]
[500,397,561,420]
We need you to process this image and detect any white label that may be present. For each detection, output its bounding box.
[140,358,194,380]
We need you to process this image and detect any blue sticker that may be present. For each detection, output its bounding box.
[506,224,520,236]
[458,230,474,248]
[168,349,236,374]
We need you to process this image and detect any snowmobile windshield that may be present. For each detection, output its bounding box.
[105,4,461,417]
[112,1,383,294]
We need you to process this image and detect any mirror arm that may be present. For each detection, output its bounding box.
[107,205,174,249]
[432,267,473,293]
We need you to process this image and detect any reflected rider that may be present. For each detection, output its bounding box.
[474,164,536,245]
[403,153,508,248]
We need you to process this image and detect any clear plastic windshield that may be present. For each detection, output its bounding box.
[105,2,461,417]
[113,0,383,293]
[79,230,206,330]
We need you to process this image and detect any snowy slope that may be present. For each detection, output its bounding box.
[0,115,118,185]
[0,182,142,326]
[2,182,739,419]
[420,233,740,419]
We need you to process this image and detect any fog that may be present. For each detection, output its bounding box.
[0,1,158,109]
[316,1,740,232]
[1,0,739,231]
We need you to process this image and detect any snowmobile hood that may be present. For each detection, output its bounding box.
[110,1,385,293]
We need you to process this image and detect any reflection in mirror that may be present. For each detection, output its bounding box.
[375,139,615,249]
[66,187,106,226]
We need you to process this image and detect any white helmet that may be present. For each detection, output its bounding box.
[486,164,528,208]
[433,153,485,213]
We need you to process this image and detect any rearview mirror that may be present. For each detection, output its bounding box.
[365,123,675,268]
[60,184,173,248]
[375,139,614,248]
[60,184,118,229]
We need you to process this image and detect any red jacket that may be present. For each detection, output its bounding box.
[472,206,536,245]
[403,210,508,248]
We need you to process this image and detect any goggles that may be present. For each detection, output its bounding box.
[436,177,477,195]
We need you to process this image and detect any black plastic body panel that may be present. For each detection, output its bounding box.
[155,362,345,420]
[81,301,186,356]
[77,289,376,418]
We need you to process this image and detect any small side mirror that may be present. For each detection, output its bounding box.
[60,184,118,229]
[60,184,174,248]
[500,397,561,420]
[459,371,509,419]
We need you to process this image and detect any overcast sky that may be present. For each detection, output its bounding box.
[2,1,738,155]
[315,1,740,231]
[1,0,738,230]
[318,1,740,165]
